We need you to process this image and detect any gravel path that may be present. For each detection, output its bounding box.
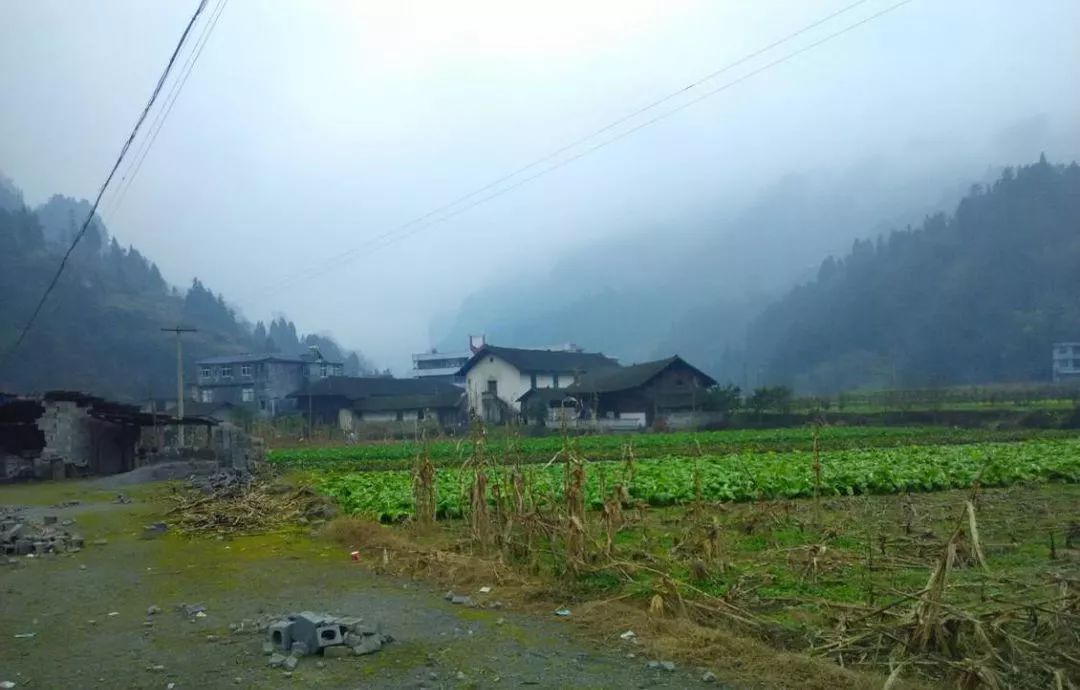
[1,486,728,689]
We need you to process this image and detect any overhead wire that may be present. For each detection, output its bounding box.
[0,0,211,370]
[104,0,230,219]
[263,0,914,295]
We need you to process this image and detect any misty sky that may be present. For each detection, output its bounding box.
[2,0,1079,371]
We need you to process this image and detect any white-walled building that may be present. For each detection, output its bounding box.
[1052,342,1080,383]
[459,345,619,422]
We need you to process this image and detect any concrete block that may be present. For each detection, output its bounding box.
[323,646,351,659]
[288,612,332,650]
[283,655,299,671]
[267,653,286,668]
[268,620,293,652]
[290,642,309,657]
[315,625,344,648]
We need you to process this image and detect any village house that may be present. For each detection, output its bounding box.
[458,344,620,423]
[564,355,717,429]
[194,352,343,417]
[290,376,465,430]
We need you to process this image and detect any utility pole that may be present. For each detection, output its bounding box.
[162,326,197,447]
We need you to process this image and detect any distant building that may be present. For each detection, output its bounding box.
[411,335,486,386]
[194,352,343,417]
[565,355,717,429]
[290,376,464,429]
[458,344,620,423]
[1052,342,1080,383]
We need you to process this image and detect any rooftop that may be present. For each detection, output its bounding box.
[459,345,619,377]
[197,352,342,366]
[567,355,717,394]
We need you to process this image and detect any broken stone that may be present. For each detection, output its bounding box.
[141,522,168,539]
[450,595,471,606]
[702,671,717,683]
[42,515,58,526]
[290,641,309,657]
[267,653,287,668]
[262,641,274,655]
[352,636,382,656]
[92,539,108,546]
[268,620,293,651]
[660,661,676,672]
[646,661,660,670]
[283,655,299,671]
[455,671,467,681]
[147,605,161,616]
[323,645,351,659]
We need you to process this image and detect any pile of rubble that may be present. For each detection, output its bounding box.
[264,612,391,670]
[1,514,85,557]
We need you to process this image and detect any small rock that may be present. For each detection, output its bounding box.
[147,605,161,616]
[646,661,660,670]
[92,539,108,546]
[478,586,492,593]
[268,653,287,668]
[43,515,58,525]
[315,661,325,669]
[702,671,717,683]
[290,642,309,656]
[1,682,15,689]
[206,635,218,642]
[282,672,293,678]
[283,656,299,671]
[167,684,175,690]
[456,671,467,681]
[323,646,351,659]
[148,664,165,672]
[143,621,154,628]
[352,636,382,656]
[428,671,438,680]
[495,618,505,626]
[450,595,471,606]
[619,630,636,640]
[233,678,242,685]
[660,661,676,672]
[79,564,87,570]
[554,608,571,617]
[443,591,454,601]
[262,642,274,655]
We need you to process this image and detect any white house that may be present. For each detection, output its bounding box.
[458,345,619,422]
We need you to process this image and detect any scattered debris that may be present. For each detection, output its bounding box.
[141,522,168,539]
[701,671,717,683]
[261,611,392,663]
[112,494,132,505]
[554,608,571,617]
[478,586,492,594]
[13,633,35,639]
[178,603,206,618]
[166,470,335,535]
[619,630,636,640]
[1,515,85,556]
[147,605,162,616]
[450,595,471,606]
[0,681,15,689]
[660,661,676,672]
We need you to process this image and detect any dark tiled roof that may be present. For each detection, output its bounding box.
[197,353,342,366]
[292,376,461,401]
[181,401,235,417]
[354,391,464,412]
[566,356,716,394]
[459,345,618,377]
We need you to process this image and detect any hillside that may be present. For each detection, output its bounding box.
[0,176,372,401]
[436,158,975,378]
[747,156,1080,393]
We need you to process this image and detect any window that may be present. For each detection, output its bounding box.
[552,374,560,388]
[395,410,404,422]
[259,399,267,410]
[240,364,253,378]
[334,364,344,376]
[487,379,498,395]
[220,366,233,379]
[530,373,537,388]
[320,363,328,378]
[200,367,212,379]
[241,388,255,402]
[199,389,213,403]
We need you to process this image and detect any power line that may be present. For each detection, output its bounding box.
[265,0,913,295]
[105,0,229,218]
[256,0,877,294]
[0,0,211,370]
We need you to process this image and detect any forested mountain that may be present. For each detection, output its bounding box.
[0,174,373,401]
[437,158,975,378]
[747,157,1080,393]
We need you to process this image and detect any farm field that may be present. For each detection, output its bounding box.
[268,425,1073,470]
[296,427,1080,688]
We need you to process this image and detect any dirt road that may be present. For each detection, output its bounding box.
[0,481,723,689]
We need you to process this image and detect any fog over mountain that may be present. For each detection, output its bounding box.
[1,1,1079,377]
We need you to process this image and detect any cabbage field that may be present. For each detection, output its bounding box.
[313,438,1080,521]
[269,425,1068,470]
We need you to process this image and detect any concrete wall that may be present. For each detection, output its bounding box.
[465,355,527,413]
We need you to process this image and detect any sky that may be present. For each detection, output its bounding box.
[2,0,1079,371]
